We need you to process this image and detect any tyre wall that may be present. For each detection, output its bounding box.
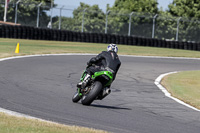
[0,25,199,51]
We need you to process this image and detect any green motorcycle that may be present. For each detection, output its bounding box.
[72,69,113,105]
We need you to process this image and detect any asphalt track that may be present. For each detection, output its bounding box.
[0,54,200,133]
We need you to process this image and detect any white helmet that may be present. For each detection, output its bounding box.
[107,43,118,53]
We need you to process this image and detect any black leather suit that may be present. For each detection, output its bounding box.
[86,51,121,81]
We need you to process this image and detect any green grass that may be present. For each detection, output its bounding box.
[0,112,107,133]
[161,71,200,109]
[1,38,200,58]
[1,38,200,132]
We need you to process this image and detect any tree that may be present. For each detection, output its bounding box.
[1,0,53,27]
[108,0,159,36]
[72,2,105,33]
[168,0,200,42]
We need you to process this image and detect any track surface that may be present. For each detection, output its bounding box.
[0,55,200,133]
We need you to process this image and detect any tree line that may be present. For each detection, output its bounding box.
[1,0,200,42]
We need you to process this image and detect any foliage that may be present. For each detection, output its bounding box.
[167,0,200,42]
[72,2,105,33]
[107,0,159,36]
[0,0,52,27]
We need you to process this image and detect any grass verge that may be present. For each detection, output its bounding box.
[0,112,107,133]
[161,71,200,110]
[1,38,200,58]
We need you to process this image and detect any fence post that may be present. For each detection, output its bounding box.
[128,12,134,36]
[59,6,65,30]
[105,10,111,34]
[176,17,182,41]
[50,0,54,29]
[15,0,21,24]
[152,14,158,38]
[82,8,87,33]
[37,2,43,28]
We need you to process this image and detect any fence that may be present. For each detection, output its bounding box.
[1,1,200,42]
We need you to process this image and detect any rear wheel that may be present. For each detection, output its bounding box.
[72,92,81,103]
[81,81,102,105]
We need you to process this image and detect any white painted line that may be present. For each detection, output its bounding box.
[154,72,200,112]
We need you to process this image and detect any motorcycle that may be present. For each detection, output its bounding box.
[72,67,113,105]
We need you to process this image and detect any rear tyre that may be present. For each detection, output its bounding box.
[72,92,81,103]
[81,81,102,105]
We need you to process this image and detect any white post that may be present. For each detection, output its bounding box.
[37,2,43,28]
[82,8,87,32]
[176,17,182,41]
[152,14,158,38]
[128,12,134,36]
[15,0,21,24]
[50,0,54,29]
[105,10,111,34]
[59,6,65,30]
[4,0,8,22]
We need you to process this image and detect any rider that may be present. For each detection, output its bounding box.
[77,43,121,90]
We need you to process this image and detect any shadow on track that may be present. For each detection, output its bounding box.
[91,104,132,110]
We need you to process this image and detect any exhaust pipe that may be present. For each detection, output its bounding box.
[105,88,111,94]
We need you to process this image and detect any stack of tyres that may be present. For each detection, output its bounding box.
[157,39,161,47]
[197,43,200,51]
[9,25,14,38]
[132,36,137,46]
[34,28,38,40]
[89,33,94,43]
[5,25,10,38]
[127,36,132,45]
[102,34,107,43]
[110,34,116,44]
[29,27,34,39]
[124,36,128,45]
[68,31,73,41]
[119,35,124,45]
[37,28,42,40]
[17,26,22,39]
[0,25,2,37]
[80,32,86,42]
[1,25,6,38]
[174,41,179,49]
[183,42,188,50]
[57,30,61,41]
[160,39,166,48]
[115,35,120,44]
[93,33,98,43]
[107,34,111,44]
[41,29,46,40]
[21,26,27,39]
[97,33,103,43]
[137,37,142,46]
[77,32,81,42]
[60,31,66,41]
[85,33,90,42]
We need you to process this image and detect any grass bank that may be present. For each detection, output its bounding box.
[1,38,200,58]
[161,71,200,110]
[0,112,107,133]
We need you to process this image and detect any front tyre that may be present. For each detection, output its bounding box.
[81,81,102,105]
[72,92,81,103]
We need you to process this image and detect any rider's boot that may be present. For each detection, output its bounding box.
[77,74,91,89]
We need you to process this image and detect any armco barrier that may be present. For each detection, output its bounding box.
[1,25,200,51]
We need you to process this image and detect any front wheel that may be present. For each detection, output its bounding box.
[72,92,81,103]
[81,81,102,105]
